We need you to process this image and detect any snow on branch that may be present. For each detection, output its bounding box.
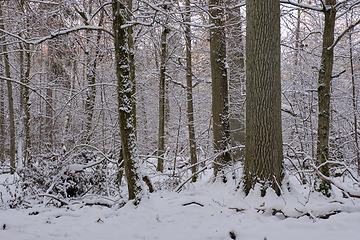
[328,18,360,51]
[280,0,324,12]
[0,26,114,45]
[27,0,60,5]
[311,164,360,198]
[0,75,55,112]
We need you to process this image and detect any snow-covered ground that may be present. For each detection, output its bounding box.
[1,172,360,240]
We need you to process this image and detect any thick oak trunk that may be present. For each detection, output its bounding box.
[244,0,283,195]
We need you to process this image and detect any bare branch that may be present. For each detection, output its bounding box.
[0,75,55,112]
[329,18,360,50]
[311,164,360,198]
[38,194,69,206]
[0,26,114,45]
[280,0,324,12]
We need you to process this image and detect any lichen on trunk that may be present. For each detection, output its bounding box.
[112,0,142,201]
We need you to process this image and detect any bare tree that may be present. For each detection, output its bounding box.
[0,1,16,173]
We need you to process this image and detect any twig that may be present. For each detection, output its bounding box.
[182,201,204,207]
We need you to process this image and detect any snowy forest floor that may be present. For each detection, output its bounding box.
[1,171,360,240]
[0,165,360,240]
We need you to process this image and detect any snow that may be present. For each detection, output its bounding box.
[1,173,360,240]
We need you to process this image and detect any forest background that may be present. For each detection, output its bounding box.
[0,0,360,211]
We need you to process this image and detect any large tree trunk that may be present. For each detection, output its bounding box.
[316,0,336,196]
[112,0,142,201]
[184,0,198,182]
[209,0,232,180]
[157,25,169,172]
[244,0,283,196]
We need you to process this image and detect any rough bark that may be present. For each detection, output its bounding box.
[112,0,142,201]
[127,0,136,134]
[19,42,32,166]
[209,0,232,179]
[244,0,283,195]
[184,0,198,182]
[316,0,336,196]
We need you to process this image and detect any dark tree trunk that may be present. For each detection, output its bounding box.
[112,0,142,201]
[157,26,169,172]
[316,0,336,196]
[244,0,283,196]
[19,42,32,166]
[0,52,4,164]
[209,0,232,180]
[184,0,198,182]
[127,0,136,135]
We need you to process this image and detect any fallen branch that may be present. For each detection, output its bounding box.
[38,194,69,206]
[311,164,360,199]
[175,166,208,193]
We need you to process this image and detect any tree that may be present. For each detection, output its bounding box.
[316,0,337,196]
[19,42,32,166]
[226,0,245,161]
[112,0,143,201]
[157,23,169,172]
[0,1,16,173]
[0,52,4,164]
[184,0,198,182]
[209,0,232,180]
[244,0,283,195]
[348,13,360,176]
